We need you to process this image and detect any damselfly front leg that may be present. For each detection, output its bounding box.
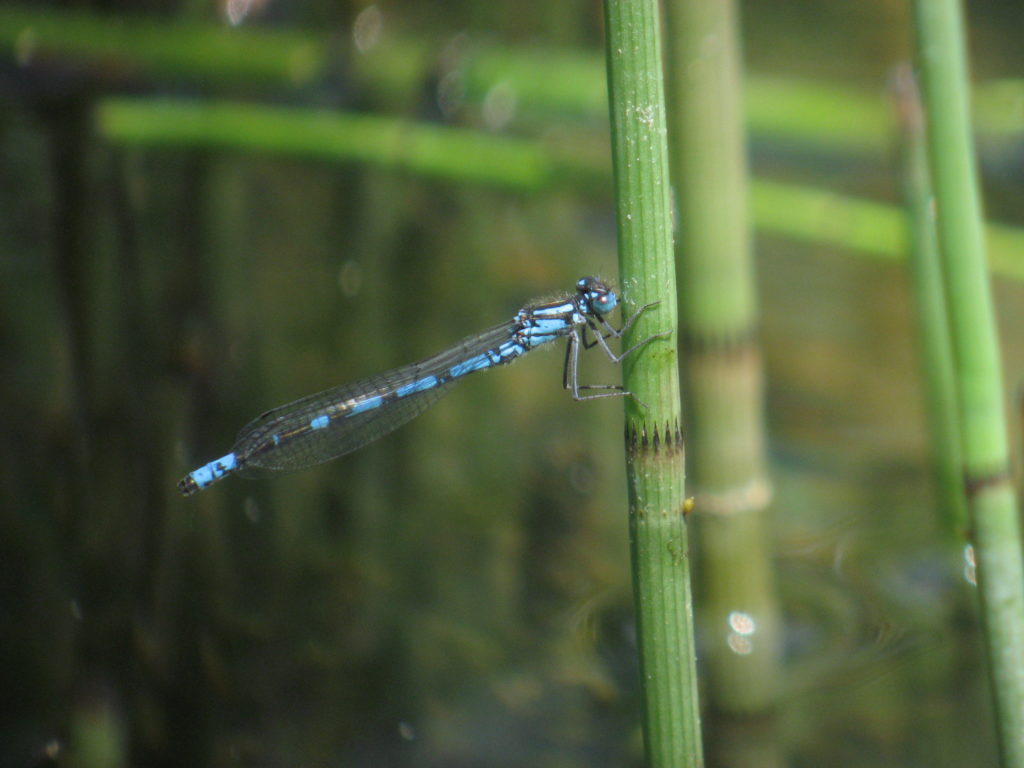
[585,301,671,363]
[561,301,672,403]
[562,328,629,401]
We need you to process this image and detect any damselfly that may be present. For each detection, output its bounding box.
[178,277,666,495]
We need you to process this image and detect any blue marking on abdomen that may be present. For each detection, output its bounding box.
[495,340,528,359]
[449,353,495,377]
[190,452,238,488]
[397,376,438,397]
[310,415,329,430]
[350,394,384,415]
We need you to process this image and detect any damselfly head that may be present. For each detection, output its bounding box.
[577,276,618,315]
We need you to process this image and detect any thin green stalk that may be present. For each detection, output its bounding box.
[97,99,551,191]
[0,4,323,86]
[664,0,781,720]
[602,0,701,766]
[891,65,967,540]
[911,2,1024,764]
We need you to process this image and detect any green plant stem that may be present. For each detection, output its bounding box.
[602,0,701,765]
[0,4,323,86]
[911,2,1024,764]
[97,99,551,191]
[664,0,781,720]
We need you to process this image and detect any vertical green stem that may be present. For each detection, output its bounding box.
[602,0,702,765]
[911,2,1024,764]
[664,0,782,719]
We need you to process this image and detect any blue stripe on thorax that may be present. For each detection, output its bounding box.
[531,300,576,318]
[522,316,575,347]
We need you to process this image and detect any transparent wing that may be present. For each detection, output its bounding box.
[232,320,519,475]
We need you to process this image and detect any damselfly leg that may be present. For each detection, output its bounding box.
[561,300,672,403]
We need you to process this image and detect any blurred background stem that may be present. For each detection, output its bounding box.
[664,0,782,732]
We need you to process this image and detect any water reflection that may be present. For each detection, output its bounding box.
[726,610,756,656]
[963,543,977,586]
[353,5,384,53]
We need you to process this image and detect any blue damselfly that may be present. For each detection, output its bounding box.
[179,277,665,495]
